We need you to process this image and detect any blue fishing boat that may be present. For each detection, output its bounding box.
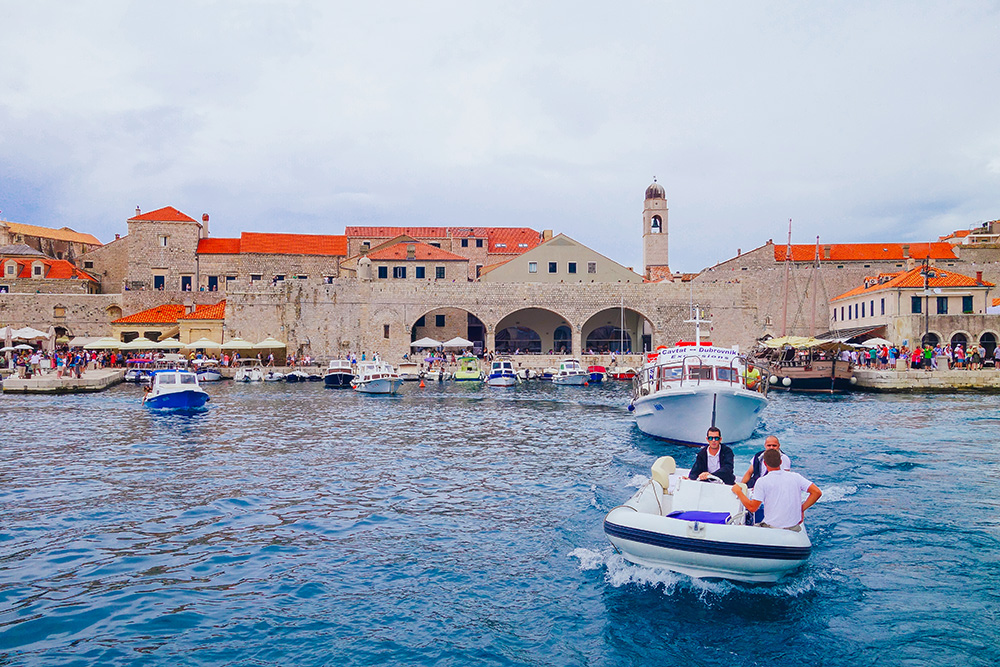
[142,369,210,410]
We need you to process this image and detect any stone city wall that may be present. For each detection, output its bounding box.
[0,293,123,336]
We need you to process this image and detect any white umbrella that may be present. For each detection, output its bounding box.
[12,326,49,341]
[253,337,286,349]
[442,336,473,348]
[121,338,158,350]
[186,337,222,350]
[221,338,255,350]
[84,337,123,350]
[862,337,892,347]
[410,337,442,348]
[13,344,34,351]
[156,338,184,349]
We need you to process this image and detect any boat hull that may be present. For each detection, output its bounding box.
[352,378,403,394]
[144,389,210,410]
[324,372,354,387]
[769,360,855,393]
[604,508,810,583]
[195,370,223,382]
[486,374,517,387]
[553,374,587,386]
[631,386,766,445]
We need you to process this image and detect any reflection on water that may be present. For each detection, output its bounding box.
[1,382,998,665]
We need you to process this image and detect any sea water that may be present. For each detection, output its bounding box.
[1,381,998,665]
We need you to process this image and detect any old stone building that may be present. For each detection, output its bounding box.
[479,233,644,284]
[196,232,346,290]
[0,245,100,294]
[0,219,101,263]
[123,206,206,292]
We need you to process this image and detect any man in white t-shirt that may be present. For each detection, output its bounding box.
[732,449,822,530]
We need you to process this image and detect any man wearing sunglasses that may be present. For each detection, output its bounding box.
[687,426,735,484]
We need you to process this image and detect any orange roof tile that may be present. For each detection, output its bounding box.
[645,266,674,282]
[993,297,1000,307]
[487,228,542,254]
[178,301,226,320]
[4,222,102,246]
[197,238,242,254]
[939,230,972,241]
[112,304,188,325]
[774,242,958,262]
[832,266,993,301]
[367,242,468,262]
[347,226,452,239]
[129,206,198,223]
[1,257,98,281]
[240,232,346,256]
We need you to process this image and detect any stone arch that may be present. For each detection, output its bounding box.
[106,305,123,320]
[921,330,942,347]
[978,330,998,357]
[494,307,573,355]
[581,306,655,354]
[949,330,972,349]
[410,306,486,351]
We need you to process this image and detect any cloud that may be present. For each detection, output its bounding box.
[0,1,998,272]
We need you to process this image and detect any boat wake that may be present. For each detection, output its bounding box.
[817,484,858,502]
[569,546,818,598]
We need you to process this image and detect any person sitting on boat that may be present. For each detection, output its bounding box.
[744,365,761,391]
[741,436,791,489]
[687,427,735,484]
[732,449,822,531]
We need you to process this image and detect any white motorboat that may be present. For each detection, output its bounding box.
[142,369,210,410]
[263,369,285,382]
[284,369,312,383]
[604,456,811,583]
[552,358,588,385]
[192,358,223,382]
[397,361,422,381]
[123,358,153,383]
[324,359,354,387]
[233,359,265,383]
[351,362,403,395]
[486,357,519,387]
[628,313,767,445]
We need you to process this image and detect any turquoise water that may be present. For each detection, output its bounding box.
[1,381,998,665]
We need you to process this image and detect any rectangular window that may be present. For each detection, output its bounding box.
[181,275,192,291]
[496,243,507,248]
[528,262,537,273]
[226,275,236,283]
[963,296,973,313]
[911,296,922,314]
[435,266,445,279]
[383,324,390,339]
[568,262,577,274]
[295,275,307,280]
[870,300,875,317]
[548,262,557,273]
[461,239,469,248]
[518,243,528,248]
[588,262,596,274]
[251,274,262,282]
[415,266,426,279]
[33,265,42,276]
[378,266,388,279]
[937,296,948,314]
[476,239,483,248]
[832,309,837,322]
[840,306,844,320]
[159,235,168,247]
[153,275,165,290]
[207,276,218,291]
[435,314,445,327]
[393,266,406,279]
[84,261,94,269]
[881,298,885,315]
[855,304,859,319]
[430,242,441,248]
[415,316,425,327]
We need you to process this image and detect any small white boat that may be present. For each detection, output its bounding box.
[539,367,557,381]
[233,359,265,383]
[486,357,519,387]
[351,362,403,395]
[123,358,153,383]
[142,369,210,410]
[628,313,767,445]
[552,358,588,385]
[604,456,811,583]
[397,361,422,381]
[192,358,223,382]
[263,369,285,382]
[324,359,354,387]
[284,369,312,383]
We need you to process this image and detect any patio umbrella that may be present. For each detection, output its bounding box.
[253,337,286,349]
[12,326,50,341]
[120,338,158,350]
[56,336,71,344]
[442,336,473,348]
[186,338,223,350]
[156,338,184,349]
[221,338,255,350]
[862,337,892,347]
[13,344,34,351]
[410,337,442,348]
[1,346,15,352]
[84,337,123,350]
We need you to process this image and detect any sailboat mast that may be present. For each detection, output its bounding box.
[781,219,792,336]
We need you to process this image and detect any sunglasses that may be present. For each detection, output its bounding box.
[707,436,721,441]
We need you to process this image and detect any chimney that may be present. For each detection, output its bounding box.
[542,230,553,241]
[823,245,831,260]
[737,248,741,257]
[406,244,416,260]
[115,234,120,240]
[976,270,984,285]
[201,213,209,238]
[135,206,141,216]
[906,258,915,270]
[902,244,910,258]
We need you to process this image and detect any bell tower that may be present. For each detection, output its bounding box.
[642,179,669,280]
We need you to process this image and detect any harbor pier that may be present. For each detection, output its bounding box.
[1,369,125,394]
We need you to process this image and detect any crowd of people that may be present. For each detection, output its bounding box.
[842,341,997,370]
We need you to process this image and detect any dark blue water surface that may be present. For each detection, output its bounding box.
[1,381,999,665]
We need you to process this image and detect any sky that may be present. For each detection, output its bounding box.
[1,1,998,273]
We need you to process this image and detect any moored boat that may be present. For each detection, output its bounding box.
[192,358,223,382]
[142,369,210,410]
[284,369,311,383]
[604,456,811,583]
[553,358,588,386]
[233,359,265,383]
[587,365,607,384]
[324,359,354,387]
[751,336,856,393]
[453,356,483,382]
[397,361,422,381]
[123,358,153,383]
[351,362,403,394]
[608,367,636,381]
[263,369,285,382]
[486,357,519,387]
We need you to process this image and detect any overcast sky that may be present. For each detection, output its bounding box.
[1,2,998,272]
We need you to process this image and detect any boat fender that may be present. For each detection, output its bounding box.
[627,402,635,412]
[769,375,779,385]
[782,377,791,387]
[850,376,857,384]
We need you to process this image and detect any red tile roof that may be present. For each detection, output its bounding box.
[1,258,98,281]
[347,226,542,255]
[4,222,101,246]
[367,242,468,262]
[197,238,242,254]
[347,226,453,239]
[774,242,958,262]
[129,206,198,223]
[832,266,993,301]
[487,228,542,254]
[240,232,347,256]
[112,304,188,325]
[645,266,674,283]
[178,301,226,320]
[939,230,971,241]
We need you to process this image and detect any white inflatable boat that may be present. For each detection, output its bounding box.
[603,456,812,583]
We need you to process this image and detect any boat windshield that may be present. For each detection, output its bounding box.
[717,367,737,382]
[687,366,714,380]
[158,374,177,384]
[180,374,197,384]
